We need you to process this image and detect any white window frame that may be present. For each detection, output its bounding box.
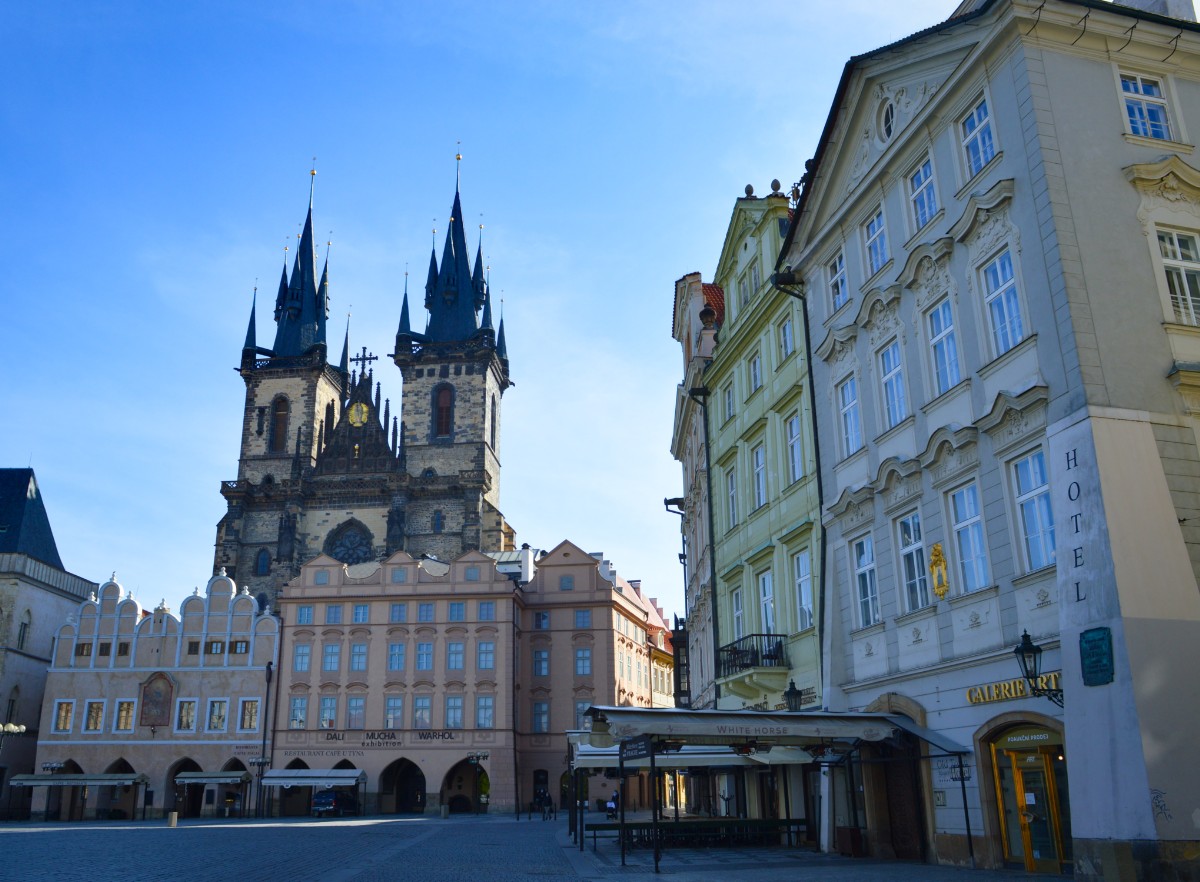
[477,640,495,670]
[722,383,734,423]
[853,535,880,627]
[950,481,990,593]
[447,641,465,671]
[928,299,961,396]
[838,375,863,456]
[793,550,813,631]
[83,699,106,733]
[829,251,848,311]
[909,156,938,230]
[387,642,406,671]
[758,569,775,633]
[476,695,494,729]
[113,699,136,733]
[1013,449,1056,571]
[238,698,260,733]
[319,696,338,729]
[413,696,431,729]
[322,643,340,672]
[749,353,763,391]
[350,642,368,672]
[1157,228,1200,325]
[206,698,228,733]
[174,697,197,733]
[982,248,1025,357]
[961,95,996,178]
[732,588,744,640]
[752,443,767,508]
[289,696,307,729]
[385,696,403,730]
[575,647,592,676]
[726,466,738,527]
[1120,71,1173,141]
[786,412,804,483]
[416,642,433,671]
[445,695,463,729]
[346,696,366,730]
[532,701,550,733]
[779,317,795,359]
[352,603,369,624]
[53,700,74,733]
[879,340,908,429]
[864,207,888,277]
[897,511,930,612]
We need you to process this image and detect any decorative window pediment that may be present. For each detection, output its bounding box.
[815,324,859,374]
[898,237,956,310]
[1125,155,1200,228]
[856,285,904,348]
[975,385,1049,454]
[919,425,979,487]
[872,457,923,513]
[949,178,1017,261]
[826,484,876,530]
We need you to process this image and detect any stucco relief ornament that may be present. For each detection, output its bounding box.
[847,128,873,189]
[929,543,950,599]
[1135,174,1200,228]
[913,255,954,310]
[968,207,1020,260]
[911,627,923,644]
[866,300,901,347]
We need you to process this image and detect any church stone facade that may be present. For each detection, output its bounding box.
[215,177,515,605]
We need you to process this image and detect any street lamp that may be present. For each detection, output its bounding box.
[783,680,803,712]
[0,723,26,753]
[1013,630,1064,707]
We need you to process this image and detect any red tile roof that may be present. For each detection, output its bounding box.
[702,283,725,327]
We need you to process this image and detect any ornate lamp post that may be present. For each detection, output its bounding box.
[1013,630,1064,707]
[784,680,803,712]
[0,722,25,753]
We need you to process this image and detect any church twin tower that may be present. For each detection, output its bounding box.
[214,175,515,603]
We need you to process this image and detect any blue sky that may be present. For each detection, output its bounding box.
[3,1,953,619]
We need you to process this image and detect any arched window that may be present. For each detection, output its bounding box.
[490,394,498,449]
[6,686,18,724]
[434,386,454,437]
[255,549,271,576]
[432,511,444,534]
[269,397,290,453]
[17,610,31,651]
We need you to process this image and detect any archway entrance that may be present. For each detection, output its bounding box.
[279,759,311,817]
[380,758,425,813]
[45,760,84,821]
[220,759,248,817]
[168,758,204,818]
[100,759,138,820]
[441,759,487,814]
[987,725,1071,874]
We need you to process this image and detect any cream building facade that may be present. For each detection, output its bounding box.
[26,573,279,820]
[778,0,1200,876]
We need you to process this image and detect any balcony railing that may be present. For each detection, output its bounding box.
[717,633,788,679]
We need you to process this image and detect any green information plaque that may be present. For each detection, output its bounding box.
[1079,627,1114,687]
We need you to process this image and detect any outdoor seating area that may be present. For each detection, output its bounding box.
[584,816,809,851]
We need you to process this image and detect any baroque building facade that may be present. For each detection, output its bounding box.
[778,0,1200,877]
[214,176,514,607]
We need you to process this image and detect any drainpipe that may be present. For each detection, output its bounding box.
[687,386,721,705]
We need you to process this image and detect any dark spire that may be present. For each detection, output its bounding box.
[472,233,486,310]
[243,288,258,352]
[496,316,508,359]
[398,272,412,336]
[480,285,494,333]
[273,257,288,322]
[423,169,481,342]
[271,170,325,358]
[338,318,350,376]
[317,251,330,345]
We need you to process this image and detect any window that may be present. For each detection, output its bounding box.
[447,641,464,670]
[325,604,343,625]
[559,575,575,591]
[533,649,549,676]
[269,397,289,453]
[54,701,73,732]
[532,701,550,733]
[929,300,961,395]
[176,699,196,731]
[296,605,313,626]
[749,353,762,391]
[477,641,495,670]
[434,385,454,436]
[74,641,93,658]
[575,701,590,730]
[751,261,761,293]
[319,696,337,729]
[16,613,29,651]
[1157,229,1200,325]
[983,249,1024,356]
[206,640,225,655]
[416,642,433,671]
[738,274,751,308]
[1122,72,1172,140]
[793,550,813,631]
[448,601,465,622]
[255,548,271,576]
[752,444,767,508]
[838,377,863,455]
[232,640,249,655]
[445,696,463,729]
[389,602,407,623]
[786,413,804,483]
[186,641,199,656]
[387,642,406,671]
[574,608,591,629]
[117,642,129,657]
[432,511,444,533]
[293,644,311,673]
[352,603,369,624]
[240,699,260,731]
[880,341,908,429]
[898,512,930,611]
[322,644,340,672]
[864,208,888,276]
[385,696,403,729]
[722,383,734,422]
[289,696,307,729]
[476,695,494,729]
[779,318,795,359]
[1015,450,1056,570]
[112,700,134,732]
[465,565,481,582]
[909,158,938,229]
[854,535,880,626]
[758,570,775,633]
[726,467,738,527]
[732,588,744,640]
[961,96,996,177]
[829,251,848,311]
[533,611,550,630]
[417,602,434,622]
[950,482,990,592]
[315,570,330,585]
[391,567,408,584]
[413,696,431,729]
[490,394,498,449]
[575,647,592,676]
[206,699,227,732]
[84,701,104,732]
[350,643,368,672]
[478,601,495,622]
[346,697,365,730]
[98,642,111,657]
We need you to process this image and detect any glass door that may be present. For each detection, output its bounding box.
[1013,757,1060,873]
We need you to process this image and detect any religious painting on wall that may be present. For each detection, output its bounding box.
[139,672,174,728]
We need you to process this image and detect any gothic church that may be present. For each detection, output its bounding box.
[214,174,515,604]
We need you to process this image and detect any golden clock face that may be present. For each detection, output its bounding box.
[348,402,369,427]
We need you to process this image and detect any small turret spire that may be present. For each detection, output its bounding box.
[338,315,350,376]
[398,271,412,336]
[243,286,258,352]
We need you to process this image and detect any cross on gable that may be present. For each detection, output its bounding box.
[350,347,378,372]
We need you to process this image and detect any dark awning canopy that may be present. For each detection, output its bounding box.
[261,769,365,789]
[174,771,252,785]
[9,773,149,788]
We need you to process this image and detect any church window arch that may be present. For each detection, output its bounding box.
[433,384,455,438]
[490,394,498,449]
[432,511,444,534]
[17,610,31,651]
[255,549,271,576]
[269,397,290,453]
[324,519,376,565]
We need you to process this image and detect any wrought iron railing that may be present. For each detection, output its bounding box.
[717,633,788,679]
